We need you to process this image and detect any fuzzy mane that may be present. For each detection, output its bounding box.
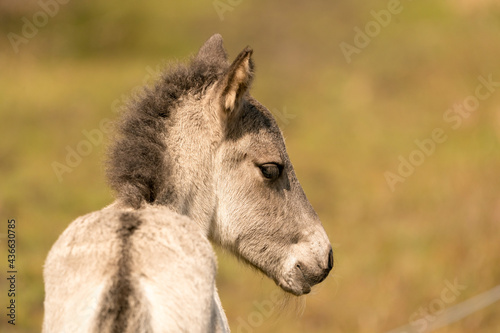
[106,58,224,209]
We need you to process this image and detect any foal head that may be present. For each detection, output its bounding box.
[108,34,333,295]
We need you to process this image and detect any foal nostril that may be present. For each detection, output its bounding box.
[327,248,334,271]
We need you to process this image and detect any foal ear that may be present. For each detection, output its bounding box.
[196,33,228,64]
[218,47,254,114]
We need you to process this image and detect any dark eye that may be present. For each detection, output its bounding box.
[259,163,282,180]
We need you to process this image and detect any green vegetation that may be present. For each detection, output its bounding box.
[1,1,499,332]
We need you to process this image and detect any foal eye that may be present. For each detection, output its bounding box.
[259,163,282,180]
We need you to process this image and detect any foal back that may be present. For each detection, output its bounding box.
[43,204,228,333]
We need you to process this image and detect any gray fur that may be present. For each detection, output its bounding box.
[43,34,333,333]
[95,212,148,333]
[106,53,224,209]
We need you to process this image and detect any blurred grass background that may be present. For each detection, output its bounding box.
[1,0,499,332]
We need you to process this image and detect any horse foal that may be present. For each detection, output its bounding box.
[43,34,333,332]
